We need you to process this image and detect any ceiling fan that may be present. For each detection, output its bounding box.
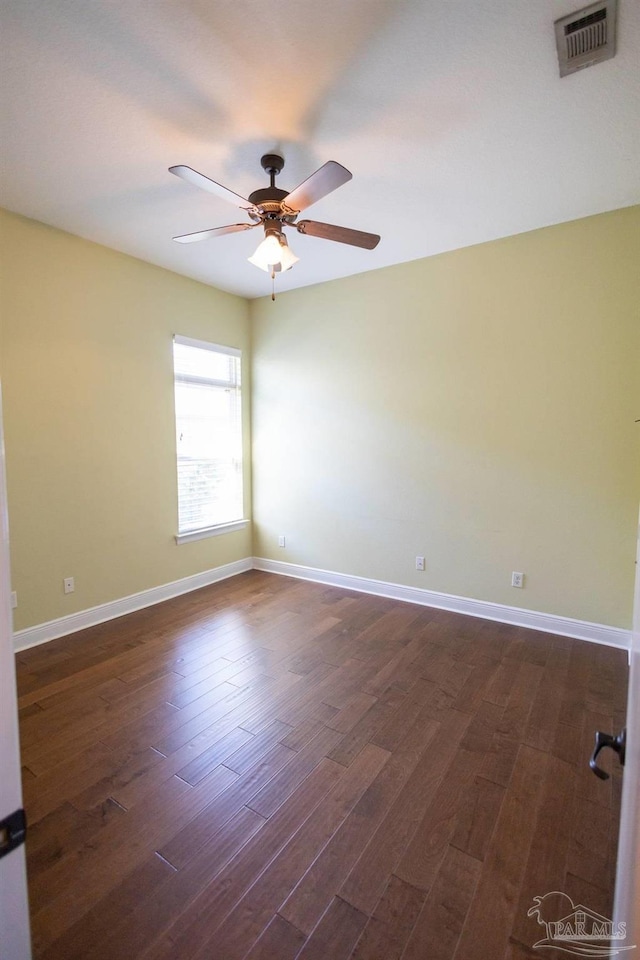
[169,153,380,292]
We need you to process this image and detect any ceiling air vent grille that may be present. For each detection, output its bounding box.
[555,0,617,77]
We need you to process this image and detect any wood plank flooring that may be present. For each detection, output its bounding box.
[15,571,628,959]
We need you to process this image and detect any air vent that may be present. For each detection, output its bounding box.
[555,0,617,77]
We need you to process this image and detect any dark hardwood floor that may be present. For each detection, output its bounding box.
[15,570,627,959]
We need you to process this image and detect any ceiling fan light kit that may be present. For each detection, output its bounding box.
[248,225,299,273]
[169,153,380,297]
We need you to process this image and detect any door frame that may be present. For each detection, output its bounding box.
[0,384,32,959]
[613,509,640,950]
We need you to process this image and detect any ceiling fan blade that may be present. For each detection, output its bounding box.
[173,223,258,243]
[295,220,380,250]
[169,165,255,210]
[282,161,352,213]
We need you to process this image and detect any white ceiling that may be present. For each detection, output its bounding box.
[1,0,639,300]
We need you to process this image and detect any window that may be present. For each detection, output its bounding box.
[173,335,245,542]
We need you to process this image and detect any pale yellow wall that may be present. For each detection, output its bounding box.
[0,209,252,631]
[3,206,639,633]
[251,206,640,629]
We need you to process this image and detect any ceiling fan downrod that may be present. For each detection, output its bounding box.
[261,153,284,187]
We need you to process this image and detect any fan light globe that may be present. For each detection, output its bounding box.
[278,240,299,271]
[248,233,285,272]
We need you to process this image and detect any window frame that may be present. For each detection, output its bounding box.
[172,334,248,544]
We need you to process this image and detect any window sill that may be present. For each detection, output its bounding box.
[175,520,250,545]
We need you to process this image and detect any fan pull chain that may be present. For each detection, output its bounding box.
[271,268,276,301]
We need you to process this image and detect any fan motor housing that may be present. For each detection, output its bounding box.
[248,187,289,206]
[247,194,298,224]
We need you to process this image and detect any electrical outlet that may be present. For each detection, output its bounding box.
[64,577,75,594]
[511,571,524,588]
[278,535,286,548]
[10,591,17,609]
[415,556,425,571]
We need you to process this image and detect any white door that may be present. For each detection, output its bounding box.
[0,387,31,960]
[613,509,640,950]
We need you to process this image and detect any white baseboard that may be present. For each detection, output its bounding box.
[13,558,253,652]
[13,555,631,654]
[252,557,631,651]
